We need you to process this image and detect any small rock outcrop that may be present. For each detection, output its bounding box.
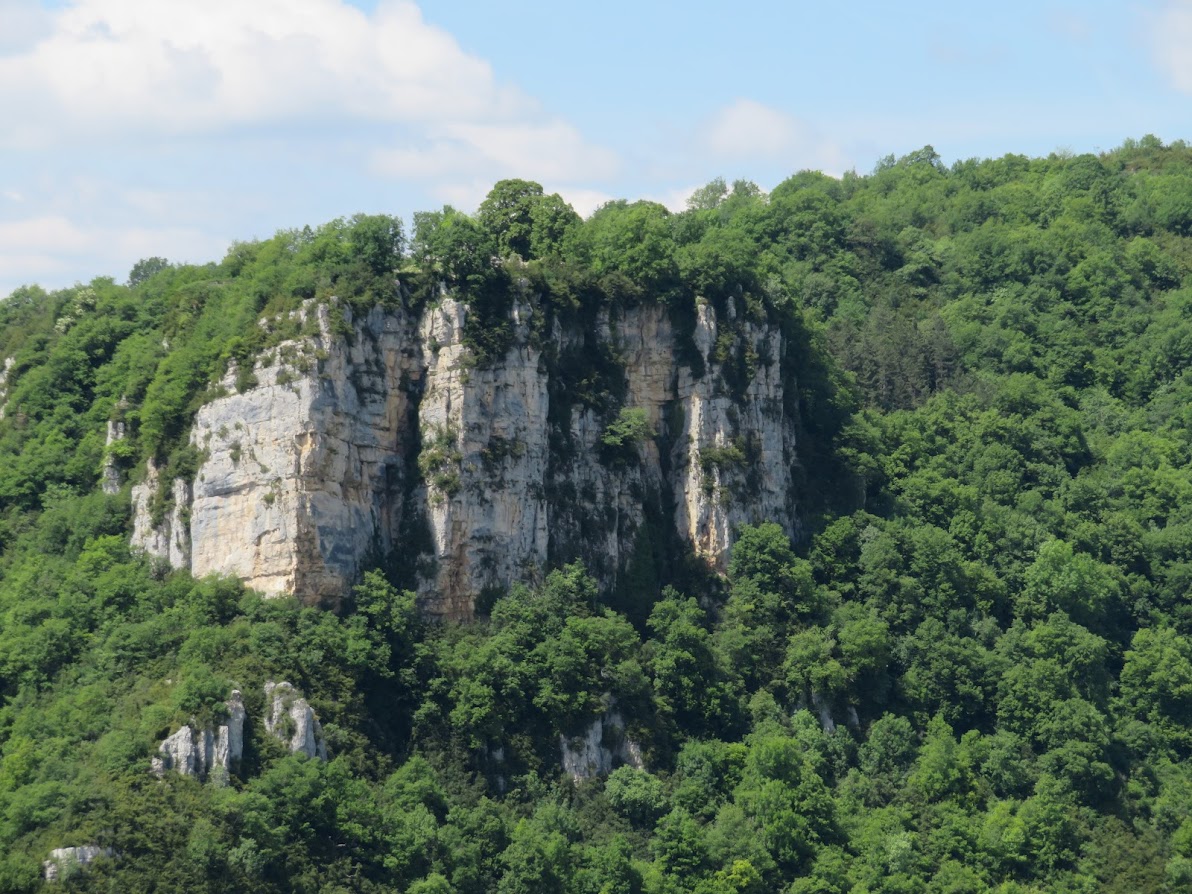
[560,711,644,782]
[43,845,113,882]
[131,458,191,569]
[264,681,327,760]
[0,356,12,420]
[100,400,129,498]
[102,419,127,495]
[151,690,245,784]
[212,690,247,783]
[130,293,802,619]
[811,691,837,733]
[152,724,199,778]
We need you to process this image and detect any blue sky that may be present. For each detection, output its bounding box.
[2,0,1191,296]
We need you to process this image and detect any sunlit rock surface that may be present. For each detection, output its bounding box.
[132,293,800,619]
[150,690,245,784]
[264,681,328,760]
[560,710,645,781]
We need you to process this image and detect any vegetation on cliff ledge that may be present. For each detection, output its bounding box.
[2,137,1192,890]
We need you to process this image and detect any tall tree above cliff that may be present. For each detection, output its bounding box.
[478,180,580,261]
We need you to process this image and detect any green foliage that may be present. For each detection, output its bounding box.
[5,137,1192,892]
[412,206,495,287]
[477,179,579,261]
[419,425,463,499]
[601,407,654,462]
[127,256,172,287]
[572,200,680,297]
[605,766,666,827]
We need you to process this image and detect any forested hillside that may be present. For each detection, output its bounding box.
[3,136,1192,891]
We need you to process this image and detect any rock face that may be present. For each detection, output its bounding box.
[214,690,248,782]
[811,691,837,734]
[102,419,127,495]
[43,845,113,881]
[560,710,644,782]
[264,681,328,760]
[136,303,419,605]
[152,724,199,778]
[0,356,12,420]
[151,690,245,784]
[131,458,191,569]
[418,299,551,617]
[130,293,800,619]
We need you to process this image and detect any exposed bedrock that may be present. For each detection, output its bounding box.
[131,293,800,619]
[150,690,246,784]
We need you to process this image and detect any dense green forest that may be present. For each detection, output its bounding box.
[3,136,1192,891]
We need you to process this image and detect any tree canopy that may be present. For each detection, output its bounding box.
[3,140,1192,891]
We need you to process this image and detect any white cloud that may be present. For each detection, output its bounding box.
[706,99,805,159]
[0,0,621,292]
[0,216,100,297]
[0,215,94,253]
[0,0,52,53]
[0,0,545,144]
[442,121,620,182]
[1150,2,1192,93]
[372,143,479,180]
[550,187,615,219]
[702,99,845,173]
[431,179,498,213]
[0,0,617,199]
[373,119,619,188]
[644,184,705,214]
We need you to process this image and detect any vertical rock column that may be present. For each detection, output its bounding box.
[101,419,127,495]
[417,299,551,619]
[0,356,13,420]
[130,458,191,569]
[672,301,796,566]
[264,681,328,760]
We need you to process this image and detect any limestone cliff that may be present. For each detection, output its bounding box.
[418,298,551,617]
[130,291,801,619]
